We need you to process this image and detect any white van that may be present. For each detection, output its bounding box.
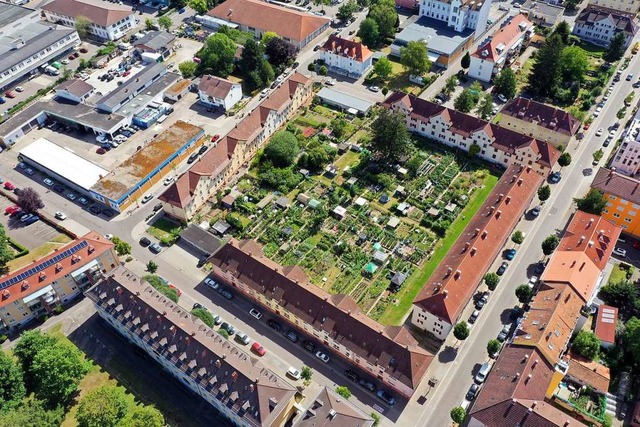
[475,362,492,384]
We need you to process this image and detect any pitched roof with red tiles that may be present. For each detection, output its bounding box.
[413,164,543,324]
[198,75,239,99]
[501,97,581,137]
[472,15,533,62]
[43,0,133,27]
[566,351,611,394]
[591,167,640,205]
[207,0,330,44]
[209,239,433,392]
[470,399,589,427]
[321,35,373,63]
[0,232,115,307]
[295,387,374,427]
[594,305,617,345]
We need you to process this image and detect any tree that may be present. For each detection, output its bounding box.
[605,32,627,62]
[558,152,572,168]
[111,237,131,256]
[263,131,299,167]
[572,331,600,361]
[318,65,328,76]
[76,385,129,427]
[469,143,480,157]
[369,0,397,40]
[191,308,215,327]
[476,92,494,120]
[484,273,500,291]
[178,60,197,78]
[599,280,639,320]
[265,37,297,69]
[13,330,57,392]
[512,230,524,245]
[400,41,430,77]
[443,75,458,97]
[188,0,209,14]
[17,187,44,213]
[359,18,380,47]
[118,406,165,427]
[515,284,534,304]
[552,21,571,44]
[75,16,92,39]
[337,0,358,22]
[146,261,158,274]
[624,317,640,365]
[0,398,64,427]
[563,0,580,11]
[158,15,172,31]
[217,328,229,339]
[528,34,564,97]
[373,57,393,81]
[453,322,470,341]
[487,339,501,357]
[335,386,352,399]
[199,33,237,77]
[538,184,551,202]
[144,18,154,31]
[494,67,517,99]
[261,31,279,45]
[0,351,25,412]
[575,189,607,215]
[370,109,411,162]
[593,149,604,163]
[450,406,466,424]
[454,88,476,113]
[0,225,14,271]
[239,38,264,77]
[541,235,560,256]
[301,366,313,387]
[560,46,589,84]
[330,116,349,139]
[461,51,470,70]
[370,412,381,427]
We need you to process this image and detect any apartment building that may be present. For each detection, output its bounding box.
[520,0,565,28]
[498,97,580,148]
[611,107,640,176]
[198,75,243,111]
[209,239,434,398]
[160,73,312,222]
[42,0,136,41]
[86,267,298,427]
[469,15,533,82]
[295,387,374,427]
[0,231,117,333]
[418,0,491,35]
[383,92,560,174]
[411,164,543,340]
[572,5,637,48]
[0,2,80,91]
[319,35,374,78]
[589,0,640,14]
[591,167,640,237]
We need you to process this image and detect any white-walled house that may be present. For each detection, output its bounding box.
[197,75,242,111]
[572,5,637,47]
[419,0,492,35]
[55,79,94,103]
[319,35,373,78]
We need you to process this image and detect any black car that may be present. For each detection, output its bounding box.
[197,257,207,268]
[497,262,508,276]
[220,322,235,335]
[13,188,22,196]
[139,237,151,247]
[302,340,316,352]
[53,184,64,193]
[198,145,208,155]
[466,384,480,400]
[534,261,545,275]
[89,205,102,215]
[187,153,198,164]
[153,203,163,212]
[359,379,376,392]
[193,302,204,310]
[102,208,115,217]
[267,319,282,332]
[475,294,488,310]
[344,369,360,382]
[220,289,233,300]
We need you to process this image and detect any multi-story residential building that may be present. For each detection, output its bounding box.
[591,167,640,237]
[469,15,533,82]
[383,92,560,174]
[319,35,374,78]
[86,267,298,427]
[42,0,136,41]
[572,5,637,48]
[590,0,640,14]
[0,2,80,91]
[498,97,580,148]
[411,164,544,340]
[208,239,434,398]
[160,73,312,222]
[0,231,117,333]
[295,387,374,427]
[198,75,243,112]
[520,0,565,27]
[418,0,491,35]
[611,108,640,176]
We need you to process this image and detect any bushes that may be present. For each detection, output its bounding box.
[142,275,179,303]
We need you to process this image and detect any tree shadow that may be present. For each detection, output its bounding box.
[438,345,458,363]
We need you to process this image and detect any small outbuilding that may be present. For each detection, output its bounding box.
[445,202,458,213]
[309,199,322,209]
[325,164,338,177]
[221,194,236,209]
[390,272,407,290]
[275,196,290,209]
[355,197,368,207]
[373,250,389,264]
[387,216,400,228]
[346,177,358,186]
[299,168,310,179]
[211,220,232,236]
[332,205,347,219]
[395,185,406,197]
[297,193,311,205]
[428,207,441,217]
[397,202,411,215]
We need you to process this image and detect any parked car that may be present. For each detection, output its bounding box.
[168,284,182,296]
[251,342,266,356]
[596,128,604,137]
[315,351,330,363]
[14,86,24,92]
[204,277,219,290]
[24,215,40,225]
[141,194,153,203]
[149,243,162,253]
[469,310,480,324]
[66,192,77,201]
[550,171,561,183]
[3,182,14,190]
[43,178,54,186]
[5,205,20,215]
[344,369,360,382]
[139,237,151,246]
[211,134,220,142]
[287,367,301,380]
[187,153,198,164]
[235,332,251,345]
[369,85,380,92]
[466,384,480,400]
[153,203,163,212]
[5,91,16,99]
[359,379,376,392]
[497,262,508,276]
[302,340,315,352]
[475,362,492,384]
[163,177,174,186]
[220,322,236,335]
[505,248,516,260]
[475,294,488,310]
[267,319,282,332]
[531,205,541,217]
[284,330,298,343]
[249,308,262,320]
[497,325,510,342]
[220,289,233,300]
[613,247,627,257]
[198,145,208,155]
[376,390,396,406]
[54,211,66,220]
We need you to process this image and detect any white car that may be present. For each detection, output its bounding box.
[497,94,508,103]
[325,79,336,86]
[369,85,380,92]
[315,351,330,363]
[249,308,263,320]
[114,135,127,142]
[163,177,175,186]
[43,178,54,186]
[528,276,538,287]
[204,277,219,290]
[613,247,627,257]
[54,211,66,220]
[15,86,24,92]
[105,234,113,240]
[594,107,602,117]
[596,128,604,137]
[287,367,301,380]
[141,194,153,203]
[259,89,269,98]
[609,129,617,136]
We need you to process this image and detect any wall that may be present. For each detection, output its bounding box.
[499,115,572,148]
[601,193,640,237]
[411,306,453,340]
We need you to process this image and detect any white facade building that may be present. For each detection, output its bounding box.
[589,0,640,13]
[319,35,374,78]
[197,75,243,111]
[419,0,492,35]
[572,5,637,47]
[611,108,640,176]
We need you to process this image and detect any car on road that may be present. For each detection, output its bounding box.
[220,289,233,300]
[284,330,298,343]
[15,86,24,92]
[531,205,541,217]
[149,243,162,253]
[198,145,208,155]
[141,194,153,203]
[376,390,396,406]
[475,294,488,310]
[249,308,262,320]
[3,182,14,190]
[534,261,545,275]
[359,379,376,392]
[193,303,204,310]
[153,203,163,212]
[43,178,54,186]
[466,384,480,400]
[627,73,634,81]
[267,319,282,332]
[505,248,516,260]
[593,106,602,117]
[287,367,301,380]
[5,91,16,99]
[315,351,330,363]
[235,332,251,345]
[54,211,66,220]
[313,45,321,51]
[251,342,266,356]
[344,369,360,382]
[259,89,270,99]
[549,171,561,183]
[613,247,627,257]
[211,134,220,142]
[187,153,199,164]
[8,208,22,218]
[497,325,510,342]
[66,192,77,201]
[369,85,380,92]
[603,136,612,147]
[468,310,480,324]
[78,197,88,206]
[139,237,151,246]
[163,177,174,186]
[220,322,236,335]
[204,277,219,290]
[596,128,604,137]
[302,340,316,352]
[20,213,33,223]
[528,276,538,287]
[497,262,508,276]
[475,362,491,384]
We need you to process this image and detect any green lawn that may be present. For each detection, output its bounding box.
[146,217,181,241]
[379,171,501,325]
[607,264,627,285]
[334,151,360,170]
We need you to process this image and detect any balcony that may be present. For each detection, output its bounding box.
[552,382,608,426]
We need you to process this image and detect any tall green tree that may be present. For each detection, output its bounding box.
[13,330,57,391]
[538,184,551,202]
[0,398,64,427]
[370,109,411,162]
[453,322,470,341]
[443,75,458,97]
[552,21,571,44]
[373,57,393,81]
[261,31,279,45]
[605,32,627,62]
[623,317,640,365]
[265,38,297,68]
[528,34,564,97]
[541,235,560,256]
[337,0,358,22]
[558,152,572,167]
[461,51,470,70]
[484,273,500,291]
[400,41,430,77]
[599,280,639,321]
[358,18,380,47]
[118,406,165,427]
[563,0,580,11]
[75,16,93,39]
[188,0,209,14]
[451,406,466,424]
[0,351,25,412]
[144,18,154,31]
[575,189,607,215]
[512,230,525,244]
[158,15,172,31]
[76,385,129,427]
[454,88,476,113]
[178,60,197,78]
[515,284,534,304]
[369,0,397,40]
[199,33,237,77]
[0,224,14,271]
[476,92,494,120]
[572,331,600,361]
[494,67,517,99]
[330,116,349,139]
[487,339,501,357]
[239,38,264,76]
[111,237,131,256]
[263,131,299,167]
[560,46,589,82]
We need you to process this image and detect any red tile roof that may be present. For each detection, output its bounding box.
[198,75,238,99]
[591,167,640,205]
[413,164,543,324]
[43,0,133,27]
[594,305,617,345]
[209,239,433,392]
[470,399,589,427]
[472,15,533,62]
[321,35,373,63]
[501,97,581,137]
[566,352,610,394]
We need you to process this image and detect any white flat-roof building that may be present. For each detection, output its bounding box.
[418,0,491,35]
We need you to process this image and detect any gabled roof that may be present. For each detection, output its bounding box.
[594,305,617,345]
[501,97,580,137]
[472,15,532,62]
[133,30,175,51]
[576,5,637,36]
[566,352,610,394]
[42,0,133,27]
[413,164,543,324]
[295,387,374,427]
[56,78,94,98]
[591,167,640,205]
[321,35,373,63]
[198,75,238,99]
[210,239,433,391]
[207,0,330,43]
[470,399,587,427]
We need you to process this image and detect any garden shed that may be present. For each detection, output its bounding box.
[338,142,350,153]
[379,194,390,204]
[355,197,368,207]
[373,250,389,264]
[390,272,407,291]
[346,177,358,186]
[222,194,236,209]
[357,233,367,245]
[275,196,290,209]
[211,220,231,236]
[332,206,347,219]
[309,199,322,209]
[387,216,400,228]
[299,168,310,178]
[445,202,457,213]
[395,185,406,197]
[364,262,378,274]
[397,202,411,215]
[397,167,408,178]
[428,207,441,217]
[297,193,311,205]
[257,194,275,209]
[325,164,338,177]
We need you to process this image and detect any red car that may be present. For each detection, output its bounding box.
[123,70,131,77]
[3,182,14,190]
[633,240,640,250]
[5,91,15,99]
[4,205,19,215]
[168,284,182,296]
[68,54,75,60]
[211,134,220,142]
[96,147,106,154]
[583,123,590,130]
[251,342,266,356]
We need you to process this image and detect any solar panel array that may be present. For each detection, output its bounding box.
[0,241,88,291]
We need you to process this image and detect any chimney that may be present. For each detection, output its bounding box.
[526,374,532,383]
[533,359,538,368]
[588,218,595,227]
[578,236,585,245]
[531,401,537,409]
[495,210,502,219]
[442,290,448,298]
[481,230,488,239]
[454,270,461,279]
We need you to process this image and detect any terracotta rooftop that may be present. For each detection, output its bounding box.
[413,164,543,324]
[321,35,373,62]
[0,231,114,307]
[566,351,610,394]
[198,75,238,99]
[512,282,583,365]
[576,5,637,36]
[209,239,433,392]
[43,0,133,27]
[86,267,297,427]
[294,387,374,427]
[594,305,617,346]
[470,399,589,427]
[501,97,581,137]
[472,15,533,62]
[207,0,330,43]
[591,167,640,205]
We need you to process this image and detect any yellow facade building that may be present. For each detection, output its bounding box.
[591,167,640,237]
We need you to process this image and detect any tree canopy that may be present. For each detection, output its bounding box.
[454,88,477,113]
[0,224,14,272]
[605,32,627,62]
[528,34,564,98]
[560,46,589,83]
[188,0,209,14]
[487,339,501,357]
[370,109,411,162]
[512,230,524,245]
[494,67,517,99]
[515,285,534,304]
[178,61,197,78]
[538,184,551,202]
[476,92,494,120]
[575,189,607,215]
[337,0,359,22]
[624,317,640,366]
[373,57,393,81]
[368,0,397,40]
[450,406,466,424]
[599,279,639,321]
[0,398,63,427]
[0,351,25,412]
[74,16,92,39]
[461,51,470,70]
[13,330,57,391]
[158,15,172,31]
[265,37,297,69]
[118,406,165,427]
[558,152,572,167]
[358,18,380,47]
[111,237,131,256]
[572,331,600,361]
[541,235,559,256]
[484,273,500,291]
[443,76,458,97]
[400,41,431,77]
[17,187,44,213]
[76,385,129,427]
[263,131,300,167]
[453,322,470,340]
[199,33,237,77]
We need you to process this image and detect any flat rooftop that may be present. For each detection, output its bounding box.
[20,138,109,191]
[90,121,203,200]
[394,17,474,55]
[116,72,180,117]
[317,87,374,112]
[97,62,167,111]
[0,2,34,29]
